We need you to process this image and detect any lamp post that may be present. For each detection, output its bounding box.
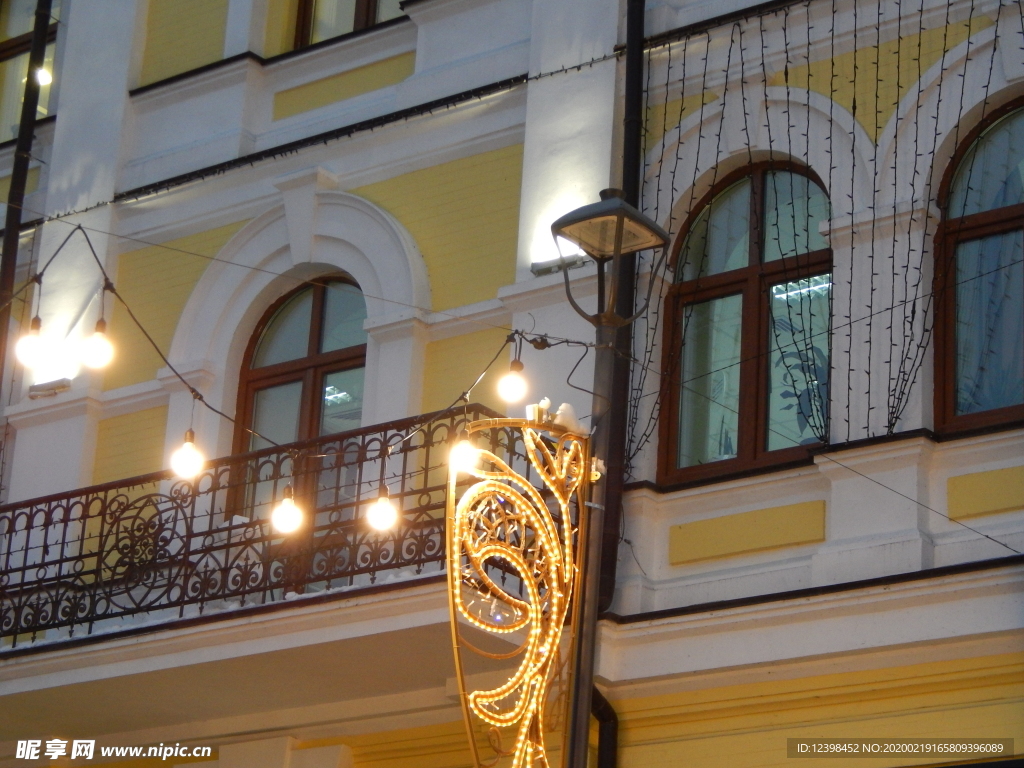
[551,189,668,768]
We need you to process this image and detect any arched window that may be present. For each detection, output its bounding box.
[238,278,368,451]
[659,164,832,485]
[936,102,1024,432]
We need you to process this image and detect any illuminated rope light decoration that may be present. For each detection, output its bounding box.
[447,418,592,768]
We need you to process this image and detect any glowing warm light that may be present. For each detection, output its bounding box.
[35,68,52,86]
[367,490,399,530]
[15,317,43,369]
[271,487,302,533]
[497,359,528,403]
[79,319,114,369]
[170,429,204,479]
[448,425,590,768]
[449,434,480,475]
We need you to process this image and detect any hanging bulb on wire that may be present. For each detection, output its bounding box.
[170,429,205,479]
[449,430,480,475]
[497,358,528,403]
[271,485,302,533]
[80,318,114,369]
[367,485,399,531]
[15,316,44,370]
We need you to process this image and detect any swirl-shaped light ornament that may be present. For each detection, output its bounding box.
[447,419,591,768]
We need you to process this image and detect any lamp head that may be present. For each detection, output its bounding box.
[550,189,669,260]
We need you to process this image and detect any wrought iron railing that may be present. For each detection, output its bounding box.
[0,405,510,650]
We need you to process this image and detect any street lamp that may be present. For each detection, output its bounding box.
[551,188,668,768]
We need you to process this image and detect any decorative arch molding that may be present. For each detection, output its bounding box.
[166,167,431,461]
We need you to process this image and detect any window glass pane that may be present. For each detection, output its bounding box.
[767,274,831,450]
[321,282,367,353]
[253,288,313,368]
[321,368,364,435]
[949,108,1024,217]
[677,179,750,281]
[251,380,304,450]
[0,43,55,142]
[763,171,831,262]
[311,0,357,42]
[955,230,1024,414]
[376,0,404,22]
[1,0,38,40]
[677,294,742,468]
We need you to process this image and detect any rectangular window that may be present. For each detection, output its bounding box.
[677,294,743,468]
[320,367,364,435]
[251,380,304,450]
[767,274,831,450]
[0,0,58,141]
[955,230,1024,415]
[299,0,405,47]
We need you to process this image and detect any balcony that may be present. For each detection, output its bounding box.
[0,404,504,652]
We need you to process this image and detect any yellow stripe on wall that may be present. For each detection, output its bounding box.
[669,500,825,565]
[104,220,249,391]
[139,0,230,86]
[0,167,39,199]
[948,465,1024,520]
[353,144,523,312]
[92,406,168,485]
[422,327,510,415]
[273,52,416,121]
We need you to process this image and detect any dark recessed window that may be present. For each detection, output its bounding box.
[659,164,833,486]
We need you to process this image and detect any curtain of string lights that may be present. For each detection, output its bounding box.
[627,0,1023,472]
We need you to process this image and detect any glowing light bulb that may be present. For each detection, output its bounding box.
[80,318,114,369]
[15,316,44,369]
[449,432,480,475]
[497,359,528,403]
[35,68,52,86]
[367,488,399,531]
[170,429,204,479]
[271,486,302,533]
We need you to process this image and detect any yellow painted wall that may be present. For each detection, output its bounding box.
[92,406,168,484]
[0,167,39,199]
[646,91,718,150]
[617,652,1024,768]
[273,52,416,120]
[771,18,992,141]
[422,327,510,414]
[669,501,825,565]
[139,0,230,86]
[264,0,301,57]
[353,144,523,312]
[104,220,249,392]
[291,652,1023,768]
[948,465,1024,520]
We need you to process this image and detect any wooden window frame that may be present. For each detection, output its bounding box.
[294,0,385,49]
[933,96,1024,437]
[234,277,367,454]
[657,162,833,488]
[0,23,57,63]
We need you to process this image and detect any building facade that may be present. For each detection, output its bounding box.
[0,0,1022,766]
